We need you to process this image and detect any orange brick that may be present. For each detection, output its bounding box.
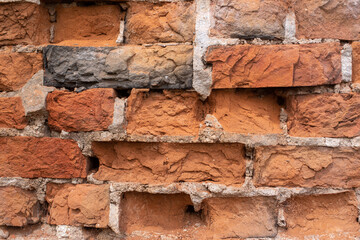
[46,89,116,132]
[353,42,360,83]
[0,137,87,178]
[0,97,26,129]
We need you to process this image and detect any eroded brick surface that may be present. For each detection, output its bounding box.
[287,94,360,138]
[0,137,87,178]
[46,89,116,132]
[254,146,360,188]
[46,184,109,228]
[92,142,245,185]
[206,43,341,88]
[353,42,360,83]
[210,0,288,39]
[0,52,43,91]
[0,3,50,45]
[0,97,26,129]
[0,187,39,227]
[126,2,195,44]
[202,197,278,239]
[294,0,360,40]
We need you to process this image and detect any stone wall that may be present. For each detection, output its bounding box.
[1,0,360,239]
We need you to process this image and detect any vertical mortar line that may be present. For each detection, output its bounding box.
[108,185,122,235]
[117,3,129,45]
[355,189,360,224]
[280,107,288,135]
[284,10,296,43]
[341,43,353,83]
[244,145,255,187]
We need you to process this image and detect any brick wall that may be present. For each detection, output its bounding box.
[0,0,360,239]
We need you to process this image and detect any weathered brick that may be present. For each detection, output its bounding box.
[206,43,341,88]
[0,52,43,91]
[210,0,288,39]
[46,184,109,228]
[0,3,50,45]
[126,2,195,44]
[126,89,205,136]
[0,136,86,178]
[208,90,282,134]
[281,192,360,239]
[43,45,193,89]
[0,187,39,227]
[353,42,360,83]
[202,197,277,239]
[54,5,121,46]
[0,97,26,129]
[120,192,199,234]
[294,0,360,40]
[254,146,360,188]
[46,89,115,132]
[92,142,245,185]
[287,94,360,138]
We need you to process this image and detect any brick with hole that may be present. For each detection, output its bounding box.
[0,136,87,178]
[0,97,27,129]
[46,89,116,132]
[92,142,246,186]
[0,2,50,45]
[46,183,109,228]
[0,187,40,227]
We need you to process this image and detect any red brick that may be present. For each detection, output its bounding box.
[0,3,50,45]
[281,192,360,239]
[0,52,43,91]
[0,136,86,178]
[202,197,277,239]
[353,42,360,83]
[125,2,195,44]
[287,94,360,138]
[54,5,121,46]
[92,142,246,186]
[294,0,360,40]
[206,43,341,88]
[46,184,109,228]
[254,146,360,188]
[208,90,282,134]
[126,89,206,136]
[0,97,26,129]
[0,187,39,227]
[46,89,115,132]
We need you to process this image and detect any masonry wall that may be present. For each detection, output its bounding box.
[0,0,360,239]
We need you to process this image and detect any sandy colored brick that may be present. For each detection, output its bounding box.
[208,90,282,134]
[46,89,115,132]
[0,52,43,91]
[0,97,26,129]
[54,5,121,46]
[282,192,360,239]
[0,136,86,178]
[202,197,277,239]
[210,0,288,39]
[125,2,195,44]
[92,142,245,186]
[0,3,50,45]
[0,187,39,227]
[287,93,360,138]
[254,146,360,188]
[294,0,360,40]
[353,42,360,83]
[206,43,341,88]
[46,184,109,228]
[126,89,206,136]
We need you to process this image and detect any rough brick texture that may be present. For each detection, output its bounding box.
[294,0,360,40]
[287,94,360,138]
[0,3,50,45]
[0,97,26,129]
[0,187,39,227]
[210,0,288,39]
[353,42,360,83]
[0,137,86,178]
[92,142,245,185]
[46,184,109,228]
[46,89,115,132]
[206,43,341,88]
[43,45,193,89]
[125,2,195,44]
[0,52,43,91]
